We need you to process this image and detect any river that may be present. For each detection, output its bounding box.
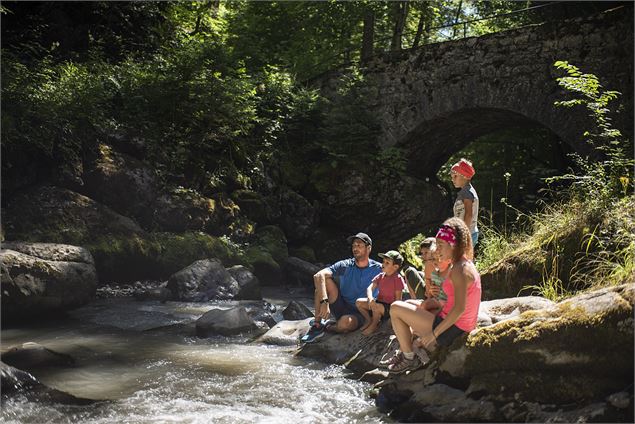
[1,290,389,423]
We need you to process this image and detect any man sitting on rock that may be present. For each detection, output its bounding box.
[301,232,382,343]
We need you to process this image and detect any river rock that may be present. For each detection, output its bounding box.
[1,342,75,370]
[0,242,94,265]
[227,265,262,300]
[167,259,240,301]
[282,300,313,320]
[1,361,95,405]
[257,318,313,346]
[1,244,97,319]
[195,307,258,337]
[298,319,398,373]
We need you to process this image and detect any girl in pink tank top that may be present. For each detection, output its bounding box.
[382,217,482,374]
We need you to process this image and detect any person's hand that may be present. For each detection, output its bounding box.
[427,284,440,298]
[367,297,375,307]
[419,332,438,351]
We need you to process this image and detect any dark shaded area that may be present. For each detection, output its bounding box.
[1,2,170,62]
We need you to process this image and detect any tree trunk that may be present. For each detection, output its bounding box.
[412,8,426,48]
[361,9,375,64]
[390,1,409,51]
[451,0,463,39]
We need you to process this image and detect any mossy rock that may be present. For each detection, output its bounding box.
[231,190,268,223]
[288,245,317,263]
[86,232,245,284]
[152,232,245,276]
[85,234,161,283]
[242,245,282,286]
[3,185,143,246]
[440,283,634,404]
[253,225,288,264]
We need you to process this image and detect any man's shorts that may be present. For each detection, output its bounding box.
[433,314,466,346]
[330,294,364,330]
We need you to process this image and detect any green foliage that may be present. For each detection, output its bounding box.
[549,60,634,202]
[476,63,633,297]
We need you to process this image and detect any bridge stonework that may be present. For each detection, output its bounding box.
[360,6,633,178]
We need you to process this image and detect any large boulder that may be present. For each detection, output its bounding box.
[1,243,97,319]
[227,265,262,300]
[82,143,158,228]
[166,259,240,302]
[283,256,320,288]
[152,188,219,233]
[2,185,143,246]
[195,307,259,337]
[282,300,313,321]
[377,283,635,422]
[242,225,289,286]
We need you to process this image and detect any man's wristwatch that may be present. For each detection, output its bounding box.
[320,298,329,304]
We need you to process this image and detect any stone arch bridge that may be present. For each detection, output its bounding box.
[320,5,633,178]
[311,6,633,252]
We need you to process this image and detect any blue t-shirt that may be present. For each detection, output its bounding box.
[329,258,382,306]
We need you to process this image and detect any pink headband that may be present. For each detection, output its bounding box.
[451,159,475,179]
[436,225,457,246]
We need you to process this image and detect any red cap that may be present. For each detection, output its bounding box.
[451,159,475,179]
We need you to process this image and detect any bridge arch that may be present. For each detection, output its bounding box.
[397,107,565,178]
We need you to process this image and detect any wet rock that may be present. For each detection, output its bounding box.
[390,383,497,422]
[195,306,258,337]
[257,318,313,346]
[1,361,96,404]
[1,342,75,370]
[282,300,313,320]
[167,259,240,301]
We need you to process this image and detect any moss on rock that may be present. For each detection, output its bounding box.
[456,284,634,403]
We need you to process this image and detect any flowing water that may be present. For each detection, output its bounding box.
[1,291,389,423]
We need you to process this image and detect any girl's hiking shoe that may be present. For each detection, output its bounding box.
[387,354,422,374]
[300,322,326,343]
[379,350,402,368]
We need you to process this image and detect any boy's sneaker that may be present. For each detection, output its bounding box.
[387,354,422,374]
[300,323,326,343]
[378,350,402,368]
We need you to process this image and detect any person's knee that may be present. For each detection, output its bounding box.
[337,316,357,332]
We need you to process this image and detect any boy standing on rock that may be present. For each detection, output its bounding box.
[301,232,382,343]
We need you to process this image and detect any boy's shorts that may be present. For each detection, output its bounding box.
[376,301,392,320]
[330,294,364,330]
[433,314,466,346]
